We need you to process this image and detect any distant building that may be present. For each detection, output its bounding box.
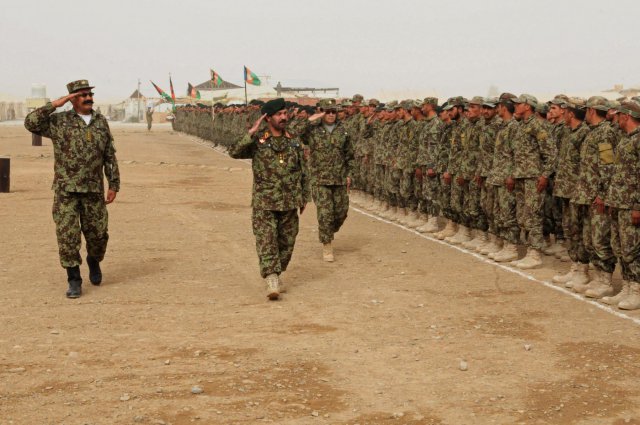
[123,89,146,122]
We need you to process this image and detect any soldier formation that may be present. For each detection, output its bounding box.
[175,92,640,309]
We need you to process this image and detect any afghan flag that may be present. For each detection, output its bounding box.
[150,81,173,103]
[169,76,176,103]
[244,66,261,86]
[210,69,223,88]
[187,83,201,99]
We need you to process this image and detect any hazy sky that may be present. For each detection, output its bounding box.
[1,0,638,102]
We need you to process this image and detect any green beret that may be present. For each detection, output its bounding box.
[261,98,286,116]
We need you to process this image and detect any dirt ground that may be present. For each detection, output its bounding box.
[1,122,640,425]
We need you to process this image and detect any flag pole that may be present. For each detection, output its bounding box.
[244,66,248,105]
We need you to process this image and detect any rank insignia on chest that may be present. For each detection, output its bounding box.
[86,130,92,142]
[259,130,271,144]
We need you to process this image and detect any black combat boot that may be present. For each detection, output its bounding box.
[86,256,102,286]
[65,266,82,299]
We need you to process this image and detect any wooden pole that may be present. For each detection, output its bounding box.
[31,133,42,146]
[0,158,10,193]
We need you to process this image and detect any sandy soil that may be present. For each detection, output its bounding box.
[1,122,640,425]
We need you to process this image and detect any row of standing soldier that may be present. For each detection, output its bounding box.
[173,93,640,310]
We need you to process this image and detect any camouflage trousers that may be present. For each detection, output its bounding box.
[494,185,519,244]
[514,178,544,250]
[562,201,590,264]
[610,208,640,282]
[52,191,109,268]
[439,177,454,220]
[313,185,349,244]
[374,164,386,200]
[352,156,363,190]
[450,176,467,225]
[385,168,401,206]
[252,208,299,278]
[362,159,375,194]
[481,183,496,234]
[543,181,564,239]
[467,181,487,231]
[420,172,440,216]
[399,169,417,210]
[587,208,616,273]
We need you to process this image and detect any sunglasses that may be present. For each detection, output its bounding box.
[79,92,94,98]
[324,110,337,115]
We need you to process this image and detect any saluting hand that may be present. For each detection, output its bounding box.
[248,113,267,136]
[308,112,325,121]
[51,92,83,108]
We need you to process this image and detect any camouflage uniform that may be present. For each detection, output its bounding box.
[606,126,640,282]
[478,114,501,236]
[554,122,591,264]
[462,115,486,231]
[386,119,403,207]
[437,121,454,220]
[396,117,419,210]
[229,131,309,278]
[24,102,120,268]
[302,119,354,244]
[511,114,557,250]
[572,120,618,273]
[416,115,444,216]
[448,117,470,225]
[487,118,519,243]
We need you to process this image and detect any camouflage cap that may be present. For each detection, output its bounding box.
[498,92,517,104]
[512,94,538,108]
[442,97,458,111]
[632,96,640,103]
[67,79,94,94]
[385,100,398,111]
[341,99,353,107]
[352,94,364,103]
[368,98,380,106]
[535,103,549,114]
[585,96,609,112]
[483,97,498,108]
[413,99,423,108]
[549,94,569,106]
[468,96,485,106]
[400,99,414,110]
[618,100,640,119]
[318,98,338,110]
[423,97,438,106]
[565,97,586,111]
[606,100,621,111]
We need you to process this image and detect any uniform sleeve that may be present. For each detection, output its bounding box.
[24,102,57,138]
[538,124,558,178]
[103,122,120,192]
[300,146,311,204]
[597,128,618,199]
[344,131,355,179]
[228,133,257,159]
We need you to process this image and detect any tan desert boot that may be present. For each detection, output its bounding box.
[493,242,519,262]
[585,272,616,299]
[463,231,487,250]
[568,264,591,292]
[618,281,640,310]
[265,273,280,300]
[552,262,578,284]
[480,235,502,255]
[437,220,457,240]
[516,248,543,270]
[601,280,631,305]
[322,242,334,262]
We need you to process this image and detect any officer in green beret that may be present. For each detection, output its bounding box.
[228,98,310,300]
[24,80,120,298]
